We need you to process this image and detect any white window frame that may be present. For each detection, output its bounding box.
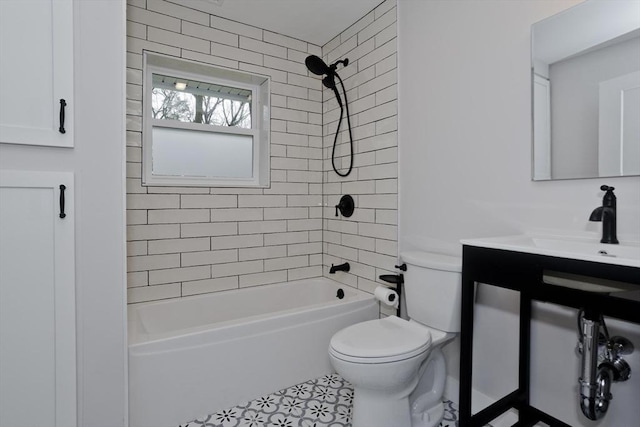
[142,52,270,187]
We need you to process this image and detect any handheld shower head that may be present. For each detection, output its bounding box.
[322,75,336,89]
[306,54,342,103]
[325,78,342,107]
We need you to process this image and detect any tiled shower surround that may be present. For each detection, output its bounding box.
[125,0,397,305]
[321,0,398,314]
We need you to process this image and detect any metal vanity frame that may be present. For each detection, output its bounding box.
[458,245,640,426]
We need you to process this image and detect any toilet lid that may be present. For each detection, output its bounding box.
[330,316,431,361]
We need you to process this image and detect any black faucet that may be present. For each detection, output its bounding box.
[589,185,618,244]
[329,262,350,274]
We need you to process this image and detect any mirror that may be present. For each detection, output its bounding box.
[532,0,640,180]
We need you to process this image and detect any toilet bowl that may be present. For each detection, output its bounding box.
[329,316,454,427]
[328,251,462,427]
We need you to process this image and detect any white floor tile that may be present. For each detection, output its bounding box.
[179,373,466,427]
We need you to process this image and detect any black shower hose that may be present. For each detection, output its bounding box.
[331,72,354,177]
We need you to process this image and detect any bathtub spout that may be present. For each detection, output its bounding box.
[330,262,350,274]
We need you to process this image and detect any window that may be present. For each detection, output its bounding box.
[143,53,270,187]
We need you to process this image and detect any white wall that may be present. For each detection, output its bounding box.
[0,1,127,425]
[398,0,640,425]
[75,2,127,424]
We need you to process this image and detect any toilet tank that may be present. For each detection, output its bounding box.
[400,251,462,333]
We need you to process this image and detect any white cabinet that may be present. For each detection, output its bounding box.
[0,170,76,427]
[0,0,74,147]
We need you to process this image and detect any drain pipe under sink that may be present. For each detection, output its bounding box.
[578,313,611,420]
[577,308,634,421]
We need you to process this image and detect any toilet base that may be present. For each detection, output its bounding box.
[351,388,412,427]
[411,401,444,427]
[351,389,446,427]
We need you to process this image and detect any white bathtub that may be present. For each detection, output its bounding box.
[128,277,378,427]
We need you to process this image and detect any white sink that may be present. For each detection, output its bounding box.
[461,234,640,268]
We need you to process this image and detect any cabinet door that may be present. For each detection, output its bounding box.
[0,171,76,427]
[0,0,74,147]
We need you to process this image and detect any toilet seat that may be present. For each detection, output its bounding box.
[329,316,432,364]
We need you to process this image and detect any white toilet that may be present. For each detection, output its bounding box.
[328,251,462,427]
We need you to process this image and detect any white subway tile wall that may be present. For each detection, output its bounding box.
[125,0,397,308]
[321,0,398,317]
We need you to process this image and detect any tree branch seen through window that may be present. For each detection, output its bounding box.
[152,88,251,128]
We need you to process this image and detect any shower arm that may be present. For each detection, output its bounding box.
[331,72,354,177]
[331,59,348,70]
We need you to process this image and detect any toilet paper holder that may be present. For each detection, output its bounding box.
[379,272,404,317]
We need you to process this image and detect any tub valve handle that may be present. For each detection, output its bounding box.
[335,195,355,218]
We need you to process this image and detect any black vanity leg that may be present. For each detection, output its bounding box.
[517,290,532,418]
[459,274,475,425]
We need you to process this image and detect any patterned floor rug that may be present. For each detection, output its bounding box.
[179,373,462,427]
